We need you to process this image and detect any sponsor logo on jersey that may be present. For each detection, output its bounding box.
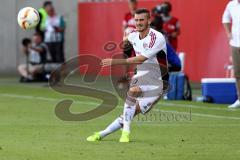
[143,42,148,49]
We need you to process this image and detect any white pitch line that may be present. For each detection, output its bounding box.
[1,93,226,110]
[158,110,240,120]
[191,112,240,120]
[0,93,98,106]
[0,93,240,120]
[158,102,227,111]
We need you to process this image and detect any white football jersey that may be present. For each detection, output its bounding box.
[128,28,167,80]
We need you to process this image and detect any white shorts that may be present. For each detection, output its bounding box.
[130,70,164,114]
[19,64,43,73]
[137,95,161,114]
[129,81,163,115]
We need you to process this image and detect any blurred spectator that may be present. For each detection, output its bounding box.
[120,0,138,82]
[222,0,240,109]
[123,0,138,33]
[18,33,47,82]
[36,1,52,39]
[160,1,180,50]
[122,0,138,59]
[225,56,234,78]
[151,5,165,33]
[166,43,181,72]
[151,9,181,73]
[44,3,66,63]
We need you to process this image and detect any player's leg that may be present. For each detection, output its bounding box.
[18,64,28,78]
[29,65,43,75]
[123,86,142,131]
[229,47,240,109]
[98,101,142,140]
[86,115,124,142]
[119,86,142,142]
[119,95,162,143]
[86,116,123,142]
[27,64,43,80]
[119,100,142,143]
[87,86,141,142]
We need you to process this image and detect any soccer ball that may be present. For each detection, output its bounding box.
[17,7,40,30]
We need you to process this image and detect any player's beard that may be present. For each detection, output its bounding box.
[136,23,148,32]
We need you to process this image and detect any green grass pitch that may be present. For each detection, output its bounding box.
[0,76,240,160]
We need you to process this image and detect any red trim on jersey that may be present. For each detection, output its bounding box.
[149,32,153,47]
[149,32,156,48]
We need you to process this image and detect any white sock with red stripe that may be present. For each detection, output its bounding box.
[122,96,137,133]
[99,116,123,138]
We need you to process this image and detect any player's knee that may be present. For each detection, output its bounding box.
[128,86,142,98]
[18,64,25,72]
[17,65,21,72]
[134,103,142,116]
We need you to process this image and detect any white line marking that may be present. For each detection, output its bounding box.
[158,102,227,111]
[158,110,240,120]
[0,93,239,120]
[0,93,98,106]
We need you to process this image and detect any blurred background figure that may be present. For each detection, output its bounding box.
[160,1,180,51]
[222,0,240,109]
[151,7,181,81]
[123,0,138,33]
[120,0,138,83]
[122,0,138,60]
[225,56,234,78]
[18,33,47,82]
[44,2,66,63]
[36,1,53,40]
[151,4,164,32]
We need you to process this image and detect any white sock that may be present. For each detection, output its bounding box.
[122,96,136,133]
[99,116,123,138]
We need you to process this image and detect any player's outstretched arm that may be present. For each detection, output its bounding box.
[101,55,148,67]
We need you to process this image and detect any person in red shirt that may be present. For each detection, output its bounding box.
[161,1,180,50]
[120,0,138,83]
[123,0,138,32]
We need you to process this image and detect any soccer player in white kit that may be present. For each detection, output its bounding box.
[87,8,167,143]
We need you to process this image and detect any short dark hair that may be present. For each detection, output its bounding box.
[135,8,150,18]
[161,1,172,12]
[33,32,43,39]
[43,1,52,8]
[22,38,31,47]
[128,0,137,3]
